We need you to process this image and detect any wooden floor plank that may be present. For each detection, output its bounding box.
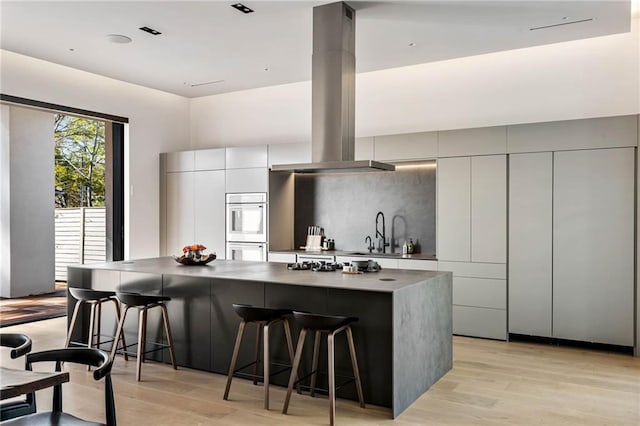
[1,317,639,425]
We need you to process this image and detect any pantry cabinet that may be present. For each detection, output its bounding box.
[552,148,634,346]
[509,148,635,346]
[508,152,553,337]
[161,149,226,259]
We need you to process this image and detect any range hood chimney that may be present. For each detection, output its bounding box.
[271,2,395,173]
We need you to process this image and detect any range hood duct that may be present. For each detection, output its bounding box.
[271,2,395,173]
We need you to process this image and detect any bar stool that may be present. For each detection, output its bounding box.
[223,304,296,409]
[65,288,128,361]
[110,292,177,381]
[282,311,365,426]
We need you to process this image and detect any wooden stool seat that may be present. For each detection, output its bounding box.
[223,304,296,410]
[65,288,128,364]
[110,292,177,381]
[283,311,365,426]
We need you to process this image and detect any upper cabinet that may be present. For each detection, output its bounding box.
[195,149,225,171]
[438,126,507,157]
[374,132,437,161]
[226,145,268,169]
[437,155,507,263]
[507,115,638,153]
[268,143,311,167]
[165,151,195,172]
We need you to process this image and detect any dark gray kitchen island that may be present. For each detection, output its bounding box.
[67,257,452,418]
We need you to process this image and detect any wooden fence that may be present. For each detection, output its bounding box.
[55,207,106,281]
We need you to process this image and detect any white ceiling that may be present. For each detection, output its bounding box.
[0,1,632,98]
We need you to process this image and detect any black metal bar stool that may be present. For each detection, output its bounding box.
[65,288,128,361]
[223,304,296,409]
[282,311,365,426]
[110,292,177,381]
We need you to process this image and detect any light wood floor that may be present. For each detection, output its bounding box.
[1,317,639,425]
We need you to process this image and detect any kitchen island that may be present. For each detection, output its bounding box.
[67,257,452,418]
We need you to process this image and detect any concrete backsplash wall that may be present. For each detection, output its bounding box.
[294,165,436,255]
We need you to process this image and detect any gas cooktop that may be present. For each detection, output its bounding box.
[287,261,342,272]
[286,260,381,272]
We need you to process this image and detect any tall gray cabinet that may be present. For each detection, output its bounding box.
[509,147,635,346]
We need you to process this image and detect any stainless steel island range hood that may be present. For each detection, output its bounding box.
[271,2,395,173]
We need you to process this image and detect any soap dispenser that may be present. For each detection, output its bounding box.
[402,241,408,255]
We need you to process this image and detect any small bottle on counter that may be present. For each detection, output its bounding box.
[402,241,408,255]
[407,239,415,254]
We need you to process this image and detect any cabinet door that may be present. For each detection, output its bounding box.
[194,170,226,260]
[437,157,471,261]
[225,168,269,193]
[553,148,634,346]
[471,155,506,263]
[226,145,268,169]
[374,132,437,161]
[194,148,225,171]
[508,152,553,337]
[268,143,311,167]
[166,172,194,254]
[165,151,194,172]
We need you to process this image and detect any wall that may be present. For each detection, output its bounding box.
[294,166,436,254]
[1,106,55,297]
[190,20,639,147]
[0,50,191,259]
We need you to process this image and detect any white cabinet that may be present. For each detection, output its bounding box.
[471,155,506,263]
[225,168,269,193]
[195,148,225,171]
[508,148,635,347]
[508,152,553,337]
[397,259,438,271]
[438,126,507,157]
[165,151,195,172]
[437,155,506,263]
[439,261,507,340]
[553,148,634,346]
[437,157,471,261]
[374,132,437,161]
[165,172,195,254]
[268,252,297,263]
[226,145,268,169]
[268,143,310,167]
[165,170,226,259]
[194,170,226,260]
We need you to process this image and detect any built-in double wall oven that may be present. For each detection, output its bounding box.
[225,192,267,261]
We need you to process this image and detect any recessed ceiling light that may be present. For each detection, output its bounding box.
[189,80,225,87]
[139,26,162,36]
[264,67,270,72]
[69,48,75,52]
[408,42,417,47]
[231,3,254,14]
[105,34,132,44]
[530,18,594,31]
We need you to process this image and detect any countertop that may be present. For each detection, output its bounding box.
[270,249,437,261]
[69,257,446,293]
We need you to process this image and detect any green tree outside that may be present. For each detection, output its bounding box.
[54,114,106,207]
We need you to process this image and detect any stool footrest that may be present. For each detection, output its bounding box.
[114,341,172,357]
[233,360,292,382]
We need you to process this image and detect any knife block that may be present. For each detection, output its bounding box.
[305,235,322,250]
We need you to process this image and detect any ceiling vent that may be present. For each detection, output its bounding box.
[231,3,254,14]
[139,26,162,35]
